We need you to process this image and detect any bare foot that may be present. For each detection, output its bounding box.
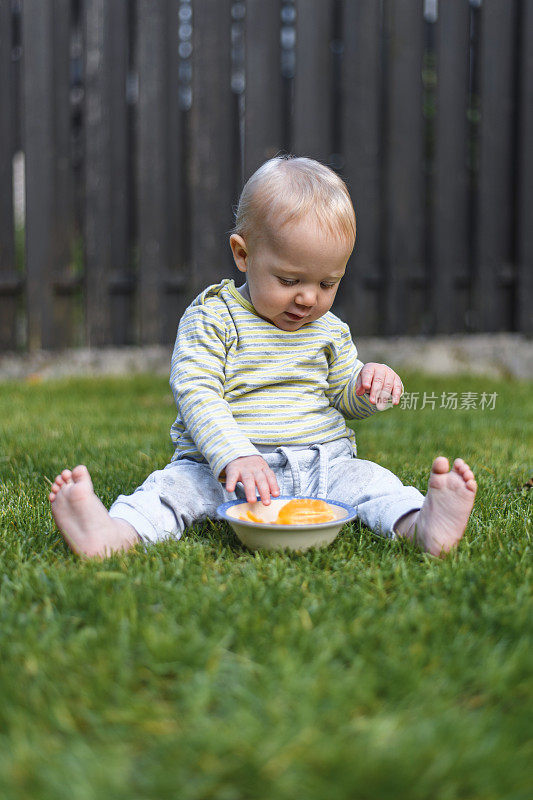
[49,465,139,558]
[396,457,477,557]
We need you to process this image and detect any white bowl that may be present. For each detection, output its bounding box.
[217,495,357,552]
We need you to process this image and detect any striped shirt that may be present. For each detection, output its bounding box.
[169,279,377,479]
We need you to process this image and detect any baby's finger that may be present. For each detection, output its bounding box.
[392,376,403,404]
[381,373,395,398]
[241,471,259,504]
[255,471,272,505]
[359,364,375,394]
[265,467,280,498]
[225,468,237,493]
[369,371,385,403]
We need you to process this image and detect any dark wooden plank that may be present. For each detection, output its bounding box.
[516,0,533,334]
[383,0,426,334]
[190,0,235,293]
[137,0,170,344]
[432,0,471,333]
[85,0,130,346]
[23,0,57,349]
[164,0,187,337]
[166,2,188,272]
[83,0,109,346]
[243,0,284,179]
[24,0,77,349]
[0,0,18,349]
[108,1,131,345]
[473,0,517,331]
[52,0,79,346]
[292,0,334,162]
[340,0,382,335]
[11,1,22,153]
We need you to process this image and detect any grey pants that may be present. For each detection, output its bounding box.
[109,438,424,545]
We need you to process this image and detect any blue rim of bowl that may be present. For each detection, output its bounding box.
[216,495,358,531]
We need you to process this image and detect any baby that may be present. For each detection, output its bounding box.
[49,156,477,558]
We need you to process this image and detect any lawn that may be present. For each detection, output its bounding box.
[0,372,531,800]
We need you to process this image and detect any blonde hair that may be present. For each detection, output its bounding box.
[231,155,356,250]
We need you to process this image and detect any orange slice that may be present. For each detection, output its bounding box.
[240,510,264,523]
[275,498,335,525]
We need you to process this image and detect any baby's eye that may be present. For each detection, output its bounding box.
[321,283,336,289]
[277,277,297,286]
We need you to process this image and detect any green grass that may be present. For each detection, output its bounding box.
[0,373,531,800]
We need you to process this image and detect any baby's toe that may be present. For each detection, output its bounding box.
[452,459,477,488]
[61,469,73,483]
[432,456,449,473]
[454,459,476,478]
[71,465,90,482]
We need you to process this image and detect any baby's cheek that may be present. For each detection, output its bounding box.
[271,288,290,308]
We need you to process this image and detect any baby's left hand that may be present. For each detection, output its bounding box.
[355,362,403,408]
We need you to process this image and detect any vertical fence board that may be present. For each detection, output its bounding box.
[108,1,131,345]
[432,0,471,333]
[517,0,533,334]
[473,0,517,331]
[164,0,188,337]
[84,0,111,345]
[137,0,171,343]
[0,1,19,349]
[293,0,334,161]
[22,0,61,349]
[137,0,187,343]
[190,0,235,291]
[12,2,22,153]
[52,0,79,346]
[85,0,129,346]
[244,0,284,179]
[341,0,382,335]
[383,0,426,334]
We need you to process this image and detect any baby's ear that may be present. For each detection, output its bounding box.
[230,234,249,272]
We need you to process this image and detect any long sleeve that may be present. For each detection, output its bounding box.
[169,305,259,478]
[325,326,378,420]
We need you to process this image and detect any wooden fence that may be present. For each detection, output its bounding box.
[0,0,532,351]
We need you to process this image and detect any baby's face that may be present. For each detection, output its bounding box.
[231,217,353,331]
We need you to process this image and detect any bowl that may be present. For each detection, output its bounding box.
[216,495,357,552]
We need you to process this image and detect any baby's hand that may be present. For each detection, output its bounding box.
[355,362,403,408]
[224,455,280,505]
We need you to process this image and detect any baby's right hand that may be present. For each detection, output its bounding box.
[224,455,280,505]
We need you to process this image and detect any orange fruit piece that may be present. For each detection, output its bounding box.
[246,510,264,523]
[240,510,264,523]
[275,498,335,525]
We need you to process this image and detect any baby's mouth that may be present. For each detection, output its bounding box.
[285,311,307,320]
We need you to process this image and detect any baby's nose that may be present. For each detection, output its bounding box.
[295,287,317,307]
